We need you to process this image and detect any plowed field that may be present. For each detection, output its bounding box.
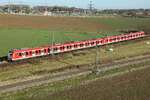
[47,66,150,100]
[0,15,109,31]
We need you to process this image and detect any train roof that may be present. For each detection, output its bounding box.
[11,31,144,52]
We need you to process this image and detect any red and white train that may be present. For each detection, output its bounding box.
[8,31,146,61]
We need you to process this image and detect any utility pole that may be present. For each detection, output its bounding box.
[51,32,55,57]
[88,0,94,15]
[44,0,48,15]
[93,43,99,74]
[8,0,10,13]
[19,0,23,14]
[89,1,93,11]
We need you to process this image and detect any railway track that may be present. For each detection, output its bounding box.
[0,36,149,68]
[0,55,150,95]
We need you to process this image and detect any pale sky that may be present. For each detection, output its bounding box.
[0,0,149,9]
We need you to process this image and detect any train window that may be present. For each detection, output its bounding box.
[85,43,88,46]
[36,50,38,54]
[48,48,50,52]
[30,51,32,55]
[44,49,47,52]
[19,53,22,56]
[114,38,117,41]
[96,41,99,44]
[26,52,28,55]
[67,45,72,48]
[74,44,77,47]
[80,44,84,47]
[67,46,69,49]
[128,36,130,38]
[54,48,58,51]
[39,50,41,53]
[92,42,95,45]
[60,47,62,50]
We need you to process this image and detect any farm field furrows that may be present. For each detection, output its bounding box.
[33,66,150,100]
[0,15,109,31]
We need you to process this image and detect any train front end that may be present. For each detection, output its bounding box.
[8,50,14,62]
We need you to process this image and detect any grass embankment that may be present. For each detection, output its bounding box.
[0,39,150,86]
[0,29,121,57]
[1,58,150,100]
[81,17,150,31]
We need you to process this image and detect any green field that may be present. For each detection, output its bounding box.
[82,17,150,31]
[0,29,121,57]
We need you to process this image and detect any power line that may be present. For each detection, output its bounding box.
[89,0,94,11]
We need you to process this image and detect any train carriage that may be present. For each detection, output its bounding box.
[8,31,146,61]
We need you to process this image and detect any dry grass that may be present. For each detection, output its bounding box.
[46,66,150,100]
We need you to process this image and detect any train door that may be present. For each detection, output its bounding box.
[41,49,44,55]
[32,50,36,56]
[22,52,26,58]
